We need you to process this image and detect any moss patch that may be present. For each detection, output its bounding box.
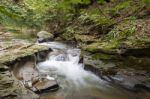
[0,41,48,64]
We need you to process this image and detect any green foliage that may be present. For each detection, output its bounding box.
[0,0,147,33]
[0,1,26,27]
[110,1,130,16]
[143,0,150,4]
[0,6,22,26]
[143,0,150,9]
[24,0,57,14]
[23,0,59,28]
[0,0,107,28]
[0,0,54,28]
[97,0,106,4]
[62,26,76,40]
[79,8,113,26]
[106,21,136,41]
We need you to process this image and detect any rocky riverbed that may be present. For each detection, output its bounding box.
[0,28,150,99]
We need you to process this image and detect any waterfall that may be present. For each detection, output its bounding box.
[36,42,140,99]
[37,42,103,89]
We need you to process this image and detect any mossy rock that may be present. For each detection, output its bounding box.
[37,31,53,39]
[82,41,119,54]
[91,53,119,60]
[37,31,54,42]
[0,40,49,64]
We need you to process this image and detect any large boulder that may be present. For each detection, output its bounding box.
[37,31,54,43]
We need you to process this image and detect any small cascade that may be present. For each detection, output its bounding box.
[37,42,102,89]
[36,42,139,99]
[12,41,149,99]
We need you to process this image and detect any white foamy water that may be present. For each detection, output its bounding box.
[37,42,102,88]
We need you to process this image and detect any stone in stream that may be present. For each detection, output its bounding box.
[37,31,54,43]
[31,78,59,94]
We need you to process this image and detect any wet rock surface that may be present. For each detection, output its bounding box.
[33,79,59,94]
[84,54,150,92]
[110,69,150,91]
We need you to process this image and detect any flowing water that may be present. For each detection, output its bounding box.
[37,42,150,99]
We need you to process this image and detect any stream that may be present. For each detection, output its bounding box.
[13,42,150,99]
